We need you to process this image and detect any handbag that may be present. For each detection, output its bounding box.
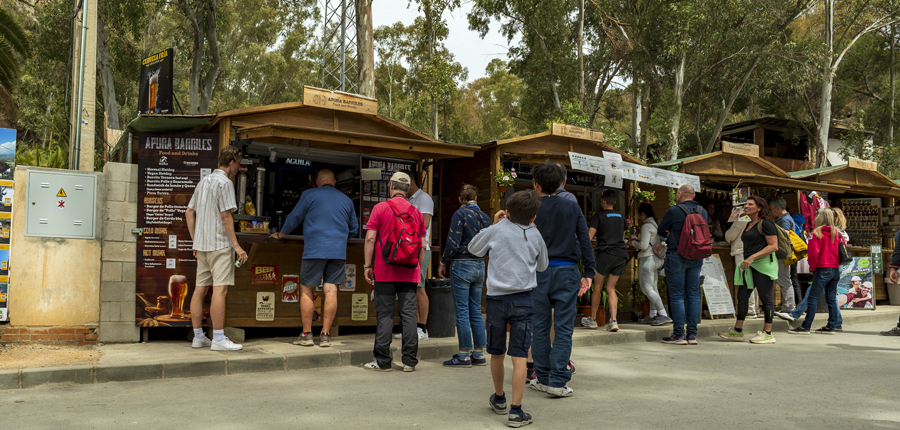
[838,238,853,265]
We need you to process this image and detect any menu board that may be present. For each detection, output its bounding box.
[360,155,417,231]
[135,133,218,327]
[0,127,16,322]
[700,255,736,316]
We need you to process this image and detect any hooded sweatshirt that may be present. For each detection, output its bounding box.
[467,218,549,296]
[807,226,842,271]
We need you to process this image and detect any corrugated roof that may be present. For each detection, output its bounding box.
[788,164,845,178]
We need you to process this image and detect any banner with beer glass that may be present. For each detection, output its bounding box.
[135,133,217,327]
[0,127,15,322]
[138,48,174,115]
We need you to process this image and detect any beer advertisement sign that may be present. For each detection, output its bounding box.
[256,292,275,321]
[138,48,174,115]
[251,265,279,285]
[136,133,218,327]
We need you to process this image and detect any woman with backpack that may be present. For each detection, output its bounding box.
[438,184,492,367]
[789,209,844,335]
[718,196,779,344]
[631,203,671,326]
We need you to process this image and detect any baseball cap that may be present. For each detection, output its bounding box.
[863,281,873,288]
[851,276,862,282]
[390,171,411,184]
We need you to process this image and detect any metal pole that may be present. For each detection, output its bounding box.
[74,0,89,170]
[339,0,347,91]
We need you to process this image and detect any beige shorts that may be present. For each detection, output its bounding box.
[196,247,235,287]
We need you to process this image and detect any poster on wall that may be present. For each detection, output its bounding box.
[838,257,875,310]
[700,254,736,316]
[135,133,218,327]
[360,156,417,231]
[138,48,174,115]
[0,127,16,321]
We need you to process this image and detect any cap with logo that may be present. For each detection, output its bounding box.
[390,172,411,184]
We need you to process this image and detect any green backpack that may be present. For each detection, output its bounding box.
[757,221,794,260]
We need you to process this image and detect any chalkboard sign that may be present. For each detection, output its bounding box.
[700,255,736,316]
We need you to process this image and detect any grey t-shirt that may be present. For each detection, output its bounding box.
[468,218,549,296]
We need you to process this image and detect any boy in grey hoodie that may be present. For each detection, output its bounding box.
[468,190,548,428]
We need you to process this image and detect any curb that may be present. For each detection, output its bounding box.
[1,310,897,390]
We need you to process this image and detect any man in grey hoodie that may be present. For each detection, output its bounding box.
[468,190,548,428]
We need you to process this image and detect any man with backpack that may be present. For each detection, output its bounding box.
[363,172,427,372]
[657,185,709,345]
[770,197,797,313]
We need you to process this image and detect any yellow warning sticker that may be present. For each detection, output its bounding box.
[57,188,67,197]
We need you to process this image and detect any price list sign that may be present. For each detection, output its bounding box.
[359,156,416,231]
[135,133,218,327]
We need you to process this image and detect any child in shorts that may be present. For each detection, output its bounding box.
[468,190,548,428]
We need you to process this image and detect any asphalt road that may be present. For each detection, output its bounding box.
[2,321,900,430]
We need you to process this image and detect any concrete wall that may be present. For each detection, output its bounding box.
[98,163,139,342]
[8,166,106,326]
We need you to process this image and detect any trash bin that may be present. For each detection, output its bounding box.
[425,278,456,338]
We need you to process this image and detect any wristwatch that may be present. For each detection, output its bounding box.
[364,265,372,269]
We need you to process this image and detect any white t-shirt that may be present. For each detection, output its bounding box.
[408,188,434,250]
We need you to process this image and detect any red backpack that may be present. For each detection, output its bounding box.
[380,198,424,269]
[676,204,712,260]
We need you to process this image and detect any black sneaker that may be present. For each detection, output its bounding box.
[471,355,487,366]
[525,365,536,382]
[489,393,508,415]
[508,409,533,428]
[881,326,900,336]
[788,327,810,335]
[815,326,836,335]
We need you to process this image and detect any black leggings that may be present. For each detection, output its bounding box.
[737,267,774,324]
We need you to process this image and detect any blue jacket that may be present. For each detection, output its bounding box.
[775,212,795,232]
[657,200,708,252]
[441,204,492,264]
[534,195,596,279]
[281,185,359,259]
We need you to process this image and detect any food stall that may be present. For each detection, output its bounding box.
[789,158,900,302]
[116,87,477,333]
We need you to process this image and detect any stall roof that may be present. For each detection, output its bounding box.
[789,163,900,198]
[651,150,850,193]
[480,123,646,166]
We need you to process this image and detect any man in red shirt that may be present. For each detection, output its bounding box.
[363,172,427,372]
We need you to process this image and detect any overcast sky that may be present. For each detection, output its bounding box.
[371,0,515,81]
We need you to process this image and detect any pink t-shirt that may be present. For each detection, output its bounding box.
[367,196,426,283]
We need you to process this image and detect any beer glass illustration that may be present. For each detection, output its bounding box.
[148,69,160,113]
[168,275,189,318]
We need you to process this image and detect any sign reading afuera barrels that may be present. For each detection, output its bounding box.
[551,122,604,142]
[722,141,759,158]
[303,86,378,115]
[135,133,218,328]
[848,157,878,171]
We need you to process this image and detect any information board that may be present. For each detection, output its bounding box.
[360,156,416,231]
[135,133,218,327]
[700,254,736,316]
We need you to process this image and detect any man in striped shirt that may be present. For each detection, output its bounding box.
[185,146,248,351]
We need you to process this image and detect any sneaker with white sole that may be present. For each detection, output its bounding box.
[363,360,391,371]
[546,384,574,397]
[292,332,314,346]
[606,320,619,332]
[774,312,796,322]
[717,327,744,342]
[750,331,776,344]
[528,378,548,392]
[507,409,533,428]
[403,365,415,372]
[417,327,428,341]
[651,315,673,326]
[489,393,508,415]
[210,337,242,351]
[788,327,810,335]
[881,326,900,336]
[580,317,598,328]
[192,336,212,348]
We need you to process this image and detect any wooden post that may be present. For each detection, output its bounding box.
[754,127,765,157]
[219,118,232,152]
[491,147,502,215]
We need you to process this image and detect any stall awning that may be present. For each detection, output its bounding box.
[481,123,646,167]
[789,162,900,198]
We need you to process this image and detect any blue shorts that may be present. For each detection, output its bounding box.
[485,291,534,358]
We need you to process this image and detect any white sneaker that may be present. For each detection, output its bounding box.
[580,317,598,328]
[394,333,402,339]
[364,360,392,372]
[192,336,212,348]
[528,378,548,392]
[417,327,428,341]
[210,337,242,351]
[775,312,796,322]
[546,384,574,397]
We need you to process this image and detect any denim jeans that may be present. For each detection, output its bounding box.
[800,268,842,330]
[532,264,580,388]
[789,274,844,329]
[664,253,703,337]
[450,260,487,351]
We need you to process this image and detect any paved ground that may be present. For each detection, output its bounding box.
[2,320,899,429]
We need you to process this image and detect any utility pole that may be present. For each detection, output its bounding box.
[69,0,98,171]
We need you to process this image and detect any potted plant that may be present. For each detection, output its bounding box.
[577,287,593,321]
[617,289,635,323]
[494,169,516,193]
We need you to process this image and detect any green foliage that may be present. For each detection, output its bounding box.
[16,141,68,169]
[0,4,30,99]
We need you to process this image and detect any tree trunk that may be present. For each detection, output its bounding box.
[640,85,650,159]
[537,37,561,111]
[577,0,585,109]
[97,15,119,131]
[428,10,438,138]
[669,55,686,161]
[632,79,642,149]
[816,0,834,168]
[704,57,759,153]
[198,0,220,114]
[356,0,375,98]
[890,23,895,145]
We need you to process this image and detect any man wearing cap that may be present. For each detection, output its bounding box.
[270,169,359,348]
[363,172,427,371]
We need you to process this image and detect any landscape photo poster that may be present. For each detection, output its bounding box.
[135,133,218,327]
[0,127,16,321]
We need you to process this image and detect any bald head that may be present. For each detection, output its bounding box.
[317,169,336,187]
[676,184,695,203]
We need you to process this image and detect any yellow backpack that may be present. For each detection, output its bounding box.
[783,230,808,265]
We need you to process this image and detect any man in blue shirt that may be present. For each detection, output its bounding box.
[270,169,358,347]
[657,185,707,345]
[770,197,796,313]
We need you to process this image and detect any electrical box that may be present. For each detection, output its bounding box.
[25,170,98,239]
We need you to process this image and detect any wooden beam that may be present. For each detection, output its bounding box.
[218,117,231,151]
[754,128,765,157]
[491,147,502,215]
[701,173,850,193]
